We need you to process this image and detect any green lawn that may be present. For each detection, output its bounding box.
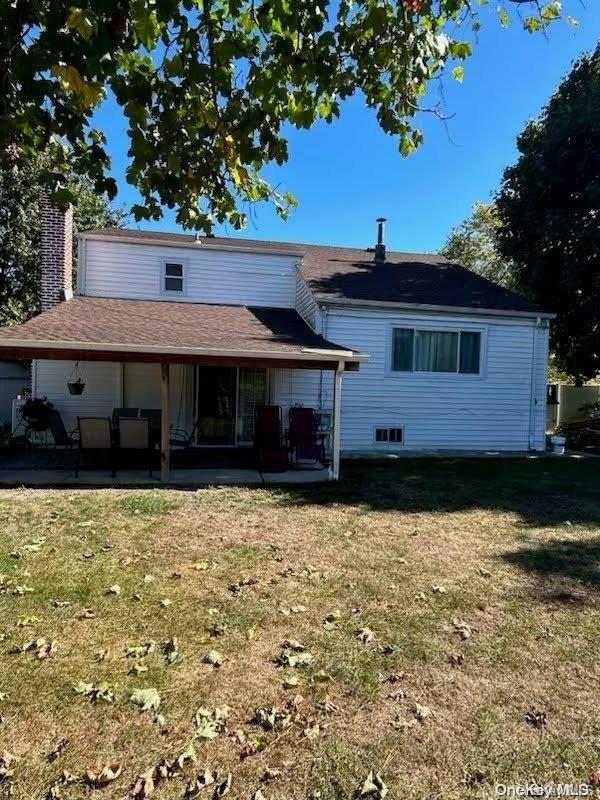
[0,458,599,799]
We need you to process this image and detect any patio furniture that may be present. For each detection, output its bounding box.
[112,407,139,425]
[117,417,153,476]
[75,417,116,478]
[169,419,200,449]
[140,408,162,447]
[254,404,289,472]
[288,407,327,469]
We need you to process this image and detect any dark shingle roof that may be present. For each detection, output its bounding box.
[82,228,547,314]
[0,297,359,361]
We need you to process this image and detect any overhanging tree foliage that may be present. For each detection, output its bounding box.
[0,155,125,326]
[440,200,514,288]
[1,0,569,232]
[496,45,600,384]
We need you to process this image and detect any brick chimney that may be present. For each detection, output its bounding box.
[40,193,73,310]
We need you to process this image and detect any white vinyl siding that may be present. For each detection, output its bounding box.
[295,270,318,327]
[82,239,298,308]
[32,360,121,433]
[324,308,548,453]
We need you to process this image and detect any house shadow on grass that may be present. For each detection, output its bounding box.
[500,537,600,606]
[276,457,600,529]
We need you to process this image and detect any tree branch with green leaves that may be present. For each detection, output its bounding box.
[0,0,575,232]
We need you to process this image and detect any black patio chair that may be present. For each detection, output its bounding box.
[75,417,116,478]
[112,407,139,425]
[169,419,199,448]
[254,404,289,472]
[117,417,153,476]
[140,409,162,447]
[288,407,327,469]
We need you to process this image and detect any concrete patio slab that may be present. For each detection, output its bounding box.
[0,467,330,488]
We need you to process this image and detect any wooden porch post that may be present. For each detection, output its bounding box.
[161,362,170,482]
[331,361,344,480]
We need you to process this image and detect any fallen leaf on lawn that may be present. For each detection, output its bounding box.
[184,768,217,797]
[48,738,70,762]
[356,770,388,799]
[52,600,70,608]
[451,618,473,640]
[194,706,229,739]
[131,767,156,798]
[143,574,155,583]
[525,708,547,730]
[282,674,300,688]
[126,641,156,659]
[0,751,16,783]
[355,627,376,644]
[95,648,110,662]
[431,584,447,594]
[85,763,122,788]
[37,639,57,659]
[17,614,39,627]
[413,703,432,723]
[77,608,95,619]
[478,567,492,578]
[208,623,226,637]
[74,680,116,703]
[204,649,224,667]
[252,790,267,800]
[160,598,172,608]
[131,662,148,676]
[276,643,313,668]
[107,584,121,596]
[191,561,210,571]
[290,604,307,613]
[246,625,257,641]
[161,637,183,665]
[213,772,232,799]
[414,592,427,601]
[304,721,321,739]
[130,687,161,712]
[448,652,464,667]
[392,720,416,736]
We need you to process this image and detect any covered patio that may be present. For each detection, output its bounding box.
[0,297,366,483]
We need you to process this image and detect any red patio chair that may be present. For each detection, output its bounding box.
[288,407,326,469]
[254,404,289,472]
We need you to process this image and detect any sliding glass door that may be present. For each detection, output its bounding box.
[195,366,266,446]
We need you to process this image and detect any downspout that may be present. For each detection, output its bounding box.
[528,317,541,450]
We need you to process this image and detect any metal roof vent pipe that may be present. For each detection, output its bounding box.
[374,217,387,263]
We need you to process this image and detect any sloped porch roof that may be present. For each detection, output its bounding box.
[0,296,366,370]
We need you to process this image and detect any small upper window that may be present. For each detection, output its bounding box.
[163,261,184,293]
[391,328,481,374]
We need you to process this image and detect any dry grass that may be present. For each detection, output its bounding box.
[0,458,599,799]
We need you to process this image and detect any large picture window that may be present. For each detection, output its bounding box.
[392,328,481,374]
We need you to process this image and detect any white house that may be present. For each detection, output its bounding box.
[0,203,553,480]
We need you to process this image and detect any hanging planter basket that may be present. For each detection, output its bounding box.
[67,378,85,395]
[67,362,85,395]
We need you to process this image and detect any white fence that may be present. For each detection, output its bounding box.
[547,384,600,430]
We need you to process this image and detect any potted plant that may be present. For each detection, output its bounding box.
[67,362,85,395]
[67,377,85,395]
[21,396,54,431]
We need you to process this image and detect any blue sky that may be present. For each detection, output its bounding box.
[95,5,599,253]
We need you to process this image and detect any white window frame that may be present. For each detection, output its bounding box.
[385,322,487,380]
[160,259,187,295]
[373,426,404,445]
